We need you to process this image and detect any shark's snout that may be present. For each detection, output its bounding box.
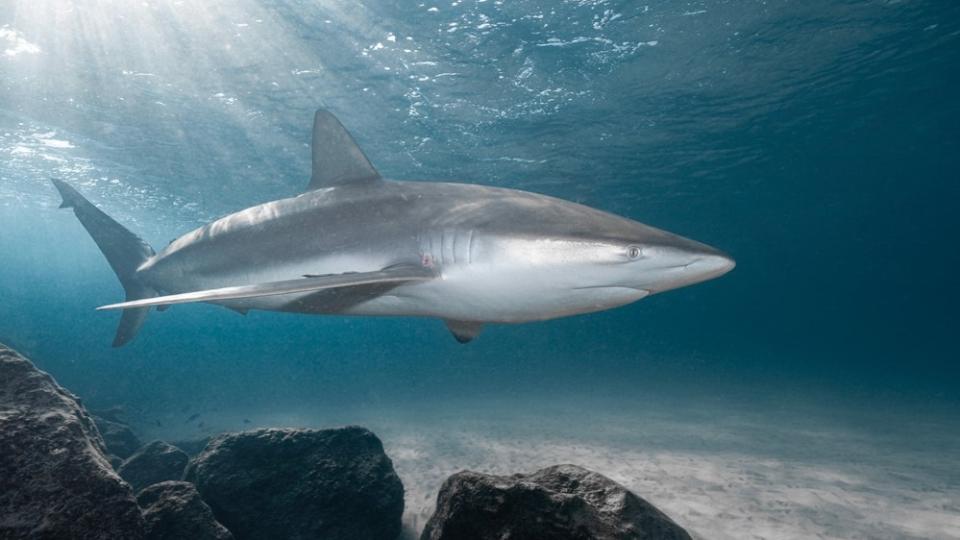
[688,251,736,279]
[634,242,735,294]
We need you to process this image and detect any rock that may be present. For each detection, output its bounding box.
[91,405,128,423]
[185,426,404,540]
[137,481,234,540]
[108,453,125,470]
[0,343,146,539]
[421,464,691,540]
[171,437,211,457]
[93,414,143,459]
[119,441,190,492]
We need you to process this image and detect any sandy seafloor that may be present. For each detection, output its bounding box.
[131,391,960,540]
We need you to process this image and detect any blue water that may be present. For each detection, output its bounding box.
[2,1,959,538]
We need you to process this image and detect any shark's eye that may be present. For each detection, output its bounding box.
[627,245,642,259]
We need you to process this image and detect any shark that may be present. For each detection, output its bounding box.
[53,109,734,347]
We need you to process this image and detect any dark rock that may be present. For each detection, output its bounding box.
[137,481,234,540]
[108,453,125,470]
[421,464,692,540]
[171,437,212,457]
[185,426,404,540]
[119,441,190,492]
[91,404,128,423]
[0,343,146,539]
[93,414,143,459]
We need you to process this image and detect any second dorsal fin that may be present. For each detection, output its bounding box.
[307,109,380,191]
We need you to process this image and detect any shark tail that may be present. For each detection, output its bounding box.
[51,179,157,347]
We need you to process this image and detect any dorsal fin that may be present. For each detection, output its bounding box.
[307,109,380,191]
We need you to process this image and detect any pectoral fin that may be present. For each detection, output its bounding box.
[96,266,434,311]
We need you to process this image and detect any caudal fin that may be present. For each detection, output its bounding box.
[51,179,157,347]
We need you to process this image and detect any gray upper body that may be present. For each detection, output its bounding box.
[54,110,734,345]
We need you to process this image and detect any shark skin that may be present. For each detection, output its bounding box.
[54,110,734,345]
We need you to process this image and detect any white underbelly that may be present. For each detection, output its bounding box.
[341,268,647,322]
[159,261,646,322]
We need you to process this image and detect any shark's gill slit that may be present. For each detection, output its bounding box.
[468,229,475,265]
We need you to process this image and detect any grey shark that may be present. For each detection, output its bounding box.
[53,109,734,346]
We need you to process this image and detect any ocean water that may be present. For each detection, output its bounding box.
[1,1,959,538]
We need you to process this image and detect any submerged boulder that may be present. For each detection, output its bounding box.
[185,426,404,540]
[172,437,212,457]
[93,414,143,459]
[421,464,691,540]
[119,440,190,492]
[0,343,145,539]
[137,481,234,540]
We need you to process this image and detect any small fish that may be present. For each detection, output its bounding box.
[154,420,163,427]
[185,413,200,423]
[243,419,251,424]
